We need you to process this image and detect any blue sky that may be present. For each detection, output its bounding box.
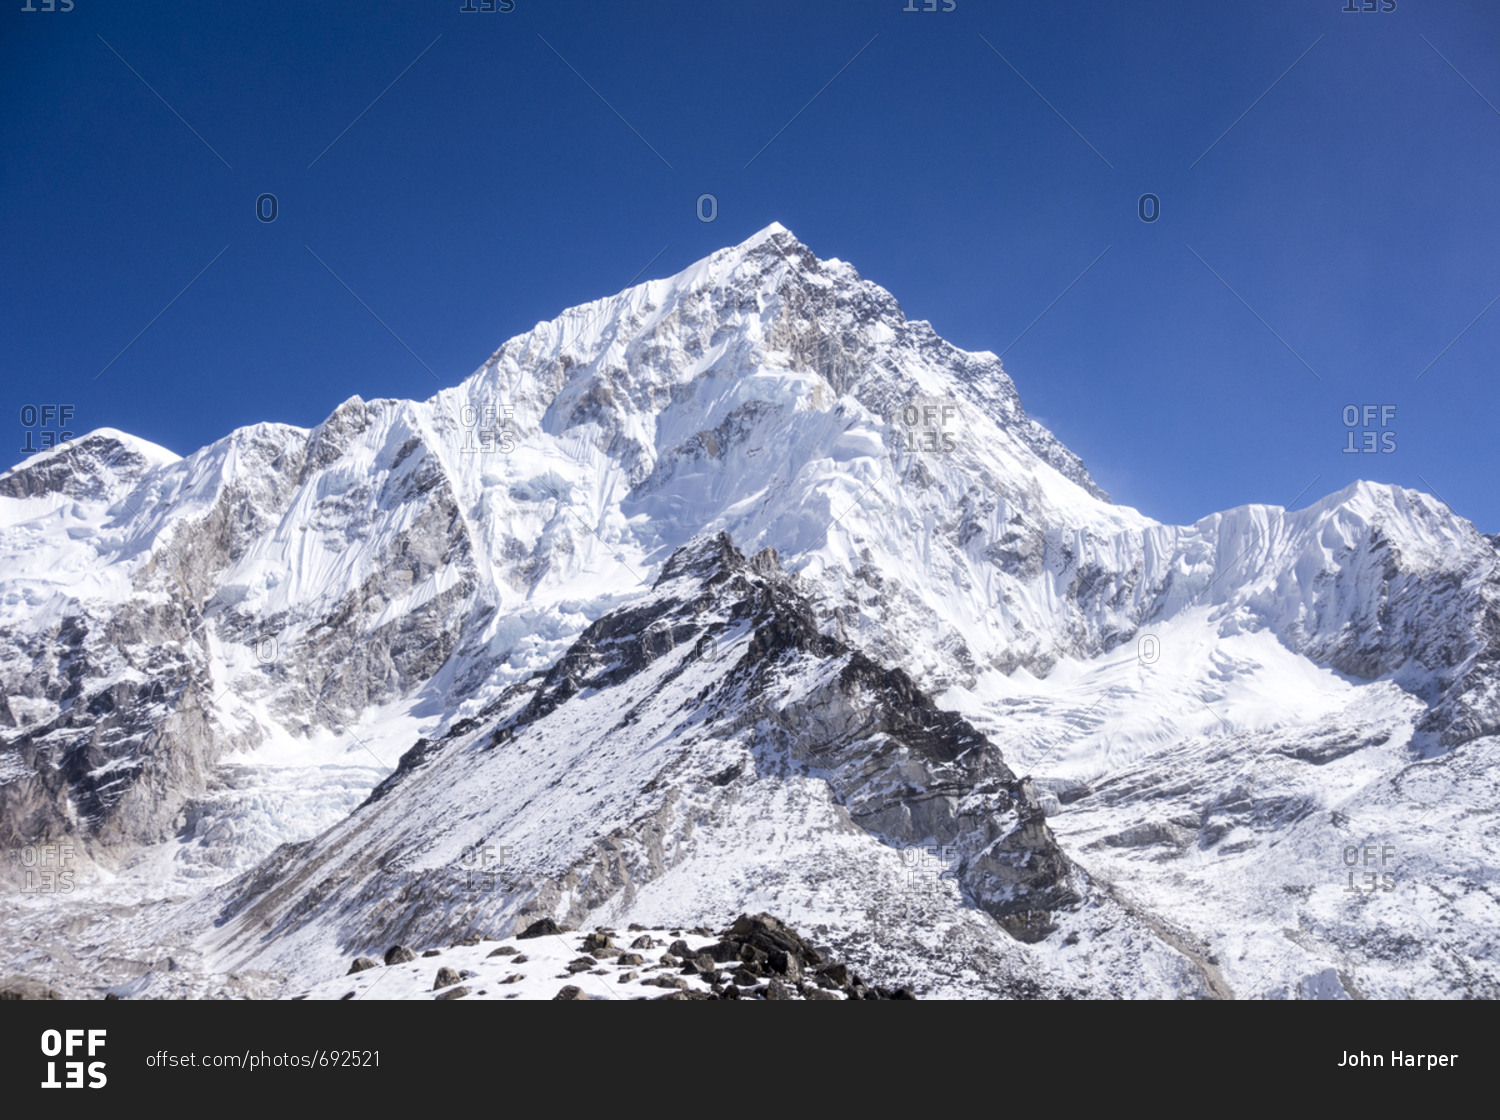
[4,0,1497,530]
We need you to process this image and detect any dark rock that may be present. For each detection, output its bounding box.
[552,985,588,1000]
[726,914,823,966]
[434,967,463,989]
[0,978,62,1000]
[422,949,442,958]
[516,918,562,940]
[346,957,379,975]
[383,945,416,966]
[818,962,849,986]
[435,986,470,1000]
[487,946,519,957]
[767,950,801,980]
[629,935,655,950]
[998,910,1057,944]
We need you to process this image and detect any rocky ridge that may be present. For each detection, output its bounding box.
[298,913,915,1001]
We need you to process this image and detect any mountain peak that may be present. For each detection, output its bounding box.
[737,220,793,247]
[0,427,178,504]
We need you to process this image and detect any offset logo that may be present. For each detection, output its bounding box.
[1342,843,1397,893]
[897,401,959,453]
[10,843,75,893]
[1342,404,1396,454]
[40,1029,106,1089]
[20,404,75,454]
[459,404,516,455]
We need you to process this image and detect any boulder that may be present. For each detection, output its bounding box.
[383,945,416,966]
[516,917,562,940]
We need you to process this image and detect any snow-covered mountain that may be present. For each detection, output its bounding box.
[2,223,1496,999]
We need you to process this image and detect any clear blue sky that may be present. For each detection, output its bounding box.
[4,1,1497,531]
